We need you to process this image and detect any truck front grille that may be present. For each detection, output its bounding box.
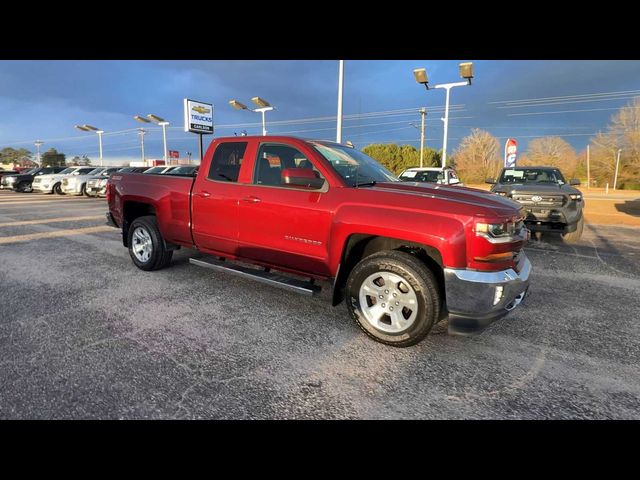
[512,194,565,207]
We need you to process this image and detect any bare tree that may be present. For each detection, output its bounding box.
[520,136,579,178]
[589,98,640,188]
[451,129,501,183]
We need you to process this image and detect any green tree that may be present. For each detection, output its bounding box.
[41,148,66,167]
[0,147,33,167]
[362,143,441,175]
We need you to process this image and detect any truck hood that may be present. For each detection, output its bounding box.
[371,182,522,219]
[494,183,581,195]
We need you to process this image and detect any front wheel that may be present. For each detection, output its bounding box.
[128,216,173,271]
[345,250,441,347]
[562,215,584,243]
[53,183,64,195]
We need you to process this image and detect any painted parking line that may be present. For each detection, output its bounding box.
[0,199,100,206]
[0,225,115,245]
[0,215,104,227]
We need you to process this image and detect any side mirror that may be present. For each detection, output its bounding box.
[569,179,581,186]
[485,177,496,184]
[281,168,325,189]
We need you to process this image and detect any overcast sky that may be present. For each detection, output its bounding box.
[1,60,639,164]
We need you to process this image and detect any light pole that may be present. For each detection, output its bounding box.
[614,149,622,191]
[75,124,104,166]
[413,62,474,168]
[337,60,344,143]
[144,114,170,165]
[419,108,426,168]
[229,97,275,136]
[34,140,44,166]
[138,128,147,163]
[187,151,192,164]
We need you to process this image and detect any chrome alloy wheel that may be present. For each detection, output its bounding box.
[132,226,153,263]
[358,271,418,334]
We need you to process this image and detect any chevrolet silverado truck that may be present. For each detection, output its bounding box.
[107,136,531,347]
[487,166,584,242]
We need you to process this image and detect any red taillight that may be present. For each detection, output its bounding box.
[105,180,111,202]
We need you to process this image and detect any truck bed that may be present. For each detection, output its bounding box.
[109,172,195,247]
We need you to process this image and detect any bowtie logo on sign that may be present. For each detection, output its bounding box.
[504,138,518,168]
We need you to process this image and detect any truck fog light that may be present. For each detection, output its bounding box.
[493,286,504,306]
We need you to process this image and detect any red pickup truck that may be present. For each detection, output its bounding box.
[107,136,531,347]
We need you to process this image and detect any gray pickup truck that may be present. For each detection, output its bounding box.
[487,166,584,242]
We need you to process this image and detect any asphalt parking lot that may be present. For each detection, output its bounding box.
[1,189,639,419]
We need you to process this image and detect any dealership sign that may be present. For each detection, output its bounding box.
[183,99,213,134]
[169,150,180,159]
[504,138,518,168]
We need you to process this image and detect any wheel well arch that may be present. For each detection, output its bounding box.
[121,201,156,247]
[332,234,445,306]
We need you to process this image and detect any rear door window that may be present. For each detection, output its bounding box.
[208,142,247,183]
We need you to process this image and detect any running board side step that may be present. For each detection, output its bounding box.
[189,256,321,296]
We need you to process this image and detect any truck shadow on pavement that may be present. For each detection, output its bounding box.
[614,200,640,217]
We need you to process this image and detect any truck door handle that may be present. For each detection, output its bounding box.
[242,196,261,203]
[199,191,211,198]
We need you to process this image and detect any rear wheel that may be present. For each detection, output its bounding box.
[128,216,173,271]
[562,215,584,243]
[345,250,440,347]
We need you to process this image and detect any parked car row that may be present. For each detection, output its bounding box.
[0,165,199,197]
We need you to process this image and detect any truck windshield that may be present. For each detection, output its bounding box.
[310,142,398,186]
[399,170,441,183]
[500,168,566,184]
[59,168,75,174]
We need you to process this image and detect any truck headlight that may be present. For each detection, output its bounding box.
[495,191,507,196]
[6,177,16,184]
[570,194,582,201]
[475,220,524,243]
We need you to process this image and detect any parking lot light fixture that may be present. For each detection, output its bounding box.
[413,62,474,168]
[134,115,151,123]
[230,98,275,135]
[146,114,170,164]
[229,100,249,110]
[413,68,429,89]
[74,124,104,166]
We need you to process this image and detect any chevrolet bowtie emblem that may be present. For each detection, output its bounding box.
[192,106,211,114]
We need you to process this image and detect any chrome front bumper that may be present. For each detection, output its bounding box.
[443,253,531,335]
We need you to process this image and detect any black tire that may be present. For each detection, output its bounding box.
[345,250,440,347]
[79,184,86,196]
[127,215,173,271]
[53,183,64,195]
[16,182,32,193]
[562,215,584,243]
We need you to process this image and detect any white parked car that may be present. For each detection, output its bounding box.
[398,167,464,186]
[32,166,96,194]
[61,167,113,196]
